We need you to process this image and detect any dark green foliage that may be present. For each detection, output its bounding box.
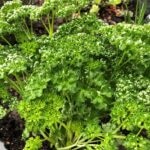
[0,0,150,150]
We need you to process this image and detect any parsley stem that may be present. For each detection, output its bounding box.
[113,119,127,134]
[117,51,126,67]
[40,130,51,143]
[4,76,22,96]
[23,19,32,39]
[113,135,126,139]
[136,127,143,136]
[13,73,24,94]
[57,143,77,150]
[41,19,50,36]
[50,10,54,38]
[1,36,11,46]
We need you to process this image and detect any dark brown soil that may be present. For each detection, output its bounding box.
[0,111,52,150]
[0,111,25,150]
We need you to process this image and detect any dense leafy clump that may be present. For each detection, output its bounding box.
[0,0,150,150]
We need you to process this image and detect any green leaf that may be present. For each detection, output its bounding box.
[109,0,121,5]
[0,106,7,119]
[23,136,42,150]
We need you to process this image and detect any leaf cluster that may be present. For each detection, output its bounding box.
[0,1,150,150]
